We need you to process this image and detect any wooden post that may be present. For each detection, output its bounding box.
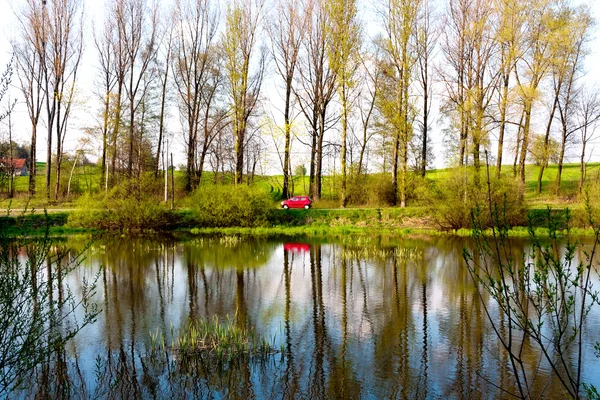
[170,153,175,210]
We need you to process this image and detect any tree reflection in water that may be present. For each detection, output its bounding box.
[11,235,600,398]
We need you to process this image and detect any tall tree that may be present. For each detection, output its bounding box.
[173,0,222,191]
[576,87,600,193]
[441,0,497,179]
[327,0,360,207]
[14,2,46,196]
[155,19,174,177]
[355,50,381,177]
[554,5,592,194]
[377,0,420,207]
[43,0,84,199]
[493,0,524,178]
[415,0,437,177]
[536,5,591,194]
[267,0,306,199]
[93,14,117,191]
[107,0,130,186]
[516,0,554,184]
[223,0,266,185]
[121,0,158,178]
[295,0,337,200]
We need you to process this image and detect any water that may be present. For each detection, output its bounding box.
[13,234,600,398]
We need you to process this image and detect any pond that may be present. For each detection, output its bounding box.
[12,234,600,398]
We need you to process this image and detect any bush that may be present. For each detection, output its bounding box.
[185,185,274,228]
[68,176,173,231]
[430,167,526,230]
[346,173,395,206]
[0,215,99,395]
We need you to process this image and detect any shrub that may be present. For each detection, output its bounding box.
[430,167,526,230]
[465,204,600,398]
[186,185,274,228]
[346,173,395,206]
[68,176,173,231]
[0,214,99,395]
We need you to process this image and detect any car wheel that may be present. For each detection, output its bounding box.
[304,204,310,209]
[283,205,289,209]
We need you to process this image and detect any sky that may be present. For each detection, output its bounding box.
[1,0,600,172]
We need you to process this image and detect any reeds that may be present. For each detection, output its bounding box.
[149,315,277,363]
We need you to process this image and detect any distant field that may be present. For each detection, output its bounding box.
[1,162,598,209]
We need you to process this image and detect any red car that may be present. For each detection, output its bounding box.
[281,196,312,209]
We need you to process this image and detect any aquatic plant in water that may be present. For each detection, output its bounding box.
[149,315,278,364]
[464,161,600,399]
[0,209,101,396]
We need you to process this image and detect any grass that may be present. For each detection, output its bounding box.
[149,315,277,363]
[1,162,599,236]
[427,163,600,202]
[3,162,598,207]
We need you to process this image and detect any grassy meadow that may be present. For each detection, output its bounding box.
[1,161,599,233]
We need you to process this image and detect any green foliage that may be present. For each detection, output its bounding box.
[0,211,100,395]
[465,201,600,398]
[530,134,560,166]
[430,167,526,230]
[185,184,274,228]
[68,176,174,231]
[346,173,395,206]
[150,315,275,363]
[294,164,307,177]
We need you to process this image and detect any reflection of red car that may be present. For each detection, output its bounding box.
[281,196,312,209]
[283,243,311,252]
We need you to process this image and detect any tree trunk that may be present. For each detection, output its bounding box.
[340,85,348,208]
[496,73,510,179]
[110,82,123,186]
[54,103,62,200]
[556,129,566,195]
[518,102,533,183]
[309,109,318,199]
[29,123,37,196]
[537,86,560,194]
[421,83,428,178]
[101,89,110,190]
[513,111,524,177]
[579,141,586,194]
[282,77,292,199]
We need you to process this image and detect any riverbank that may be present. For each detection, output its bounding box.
[1,206,596,238]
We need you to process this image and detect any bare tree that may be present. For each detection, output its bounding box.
[295,0,337,200]
[554,5,592,195]
[172,0,221,191]
[121,0,159,178]
[576,87,600,193]
[45,0,85,200]
[355,50,381,177]
[93,14,118,190]
[441,0,497,180]
[22,0,85,199]
[493,0,524,178]
[515,0,554,184]
[377,0,420,207]
[155,17,174,177]
[267,0,306,199]
[327,0,361,207]
[415,0,438,177]
[14,3,46,196]
[106,0,129,186]
[223,0,266,185]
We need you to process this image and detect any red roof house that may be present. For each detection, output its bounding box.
[0,158,29,176]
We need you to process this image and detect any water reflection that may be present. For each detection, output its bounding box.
[14,235,600,398]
